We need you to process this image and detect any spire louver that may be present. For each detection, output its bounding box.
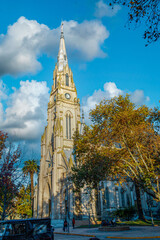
[57,22,68,72]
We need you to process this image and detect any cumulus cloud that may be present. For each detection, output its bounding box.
[0,79,49,141]
[82,82,123,123]
[0,17,109,76]
[0,80,7,100]
[95,0,121,18]
[130,89,150,105]
[82,82,149,124]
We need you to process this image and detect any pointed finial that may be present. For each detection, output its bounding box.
[60,22,64,38]
[82,109,85,123]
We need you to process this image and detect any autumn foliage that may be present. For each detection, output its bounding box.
[108,0,160,45]
[0,132,23,220]
[72,95,160,201]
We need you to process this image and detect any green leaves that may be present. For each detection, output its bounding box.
[72,94,160,201]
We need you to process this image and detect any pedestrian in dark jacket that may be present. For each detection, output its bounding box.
[72,217,75,228]
[63,219,67,232]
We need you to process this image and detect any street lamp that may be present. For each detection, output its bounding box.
[147,198,154,226]
[65,179,70,233]
[84,191,91,228]
[45,148,54,219]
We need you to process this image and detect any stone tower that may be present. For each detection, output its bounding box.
[36,23,81,223]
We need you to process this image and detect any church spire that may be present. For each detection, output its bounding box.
[57,22,68,72]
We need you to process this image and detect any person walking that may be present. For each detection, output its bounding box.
[63,219,67,232]
[72,217,75,229]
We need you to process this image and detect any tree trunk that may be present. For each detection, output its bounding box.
[2,186,7,220]
[30,172,34,217]
[95,186,101,219]
[134,181,146,221]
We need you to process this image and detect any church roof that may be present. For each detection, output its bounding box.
[57,22,68,71]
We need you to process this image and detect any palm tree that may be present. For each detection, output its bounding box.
[22,160,39,216]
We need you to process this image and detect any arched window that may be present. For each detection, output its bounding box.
[66,113,71,139]
[105,187,110,208]
[69,115,71,139]
[66,73,69,86]
[114,187,119,208]
[121,188,125,208]
[55,76,57,88]
[66,114,68,139]
[126,193,130,207]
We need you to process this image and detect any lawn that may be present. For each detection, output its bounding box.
[119,220,160,226]
[76,220,160,228]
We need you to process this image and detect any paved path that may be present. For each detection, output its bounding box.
[54,226,160,239]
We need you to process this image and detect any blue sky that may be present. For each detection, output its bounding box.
[0,0,159,158]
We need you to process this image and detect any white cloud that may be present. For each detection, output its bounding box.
[82,82,123,123]
[0,17,109,76]
[0,80,7,100]
[0,80,49,141]
[0,103,3,123]
[82,82,149,124]
[130,89,150,105]
[95,0,121,18]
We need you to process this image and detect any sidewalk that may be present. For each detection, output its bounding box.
[54,226,160,239]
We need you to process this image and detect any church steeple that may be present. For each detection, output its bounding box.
[57,22,68,72]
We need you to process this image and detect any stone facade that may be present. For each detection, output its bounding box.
[35,23,82,223]
[34,24,160,225]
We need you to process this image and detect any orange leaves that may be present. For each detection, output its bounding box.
[73,94,160,200]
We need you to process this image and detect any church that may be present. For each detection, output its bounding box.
[34,23,159,225]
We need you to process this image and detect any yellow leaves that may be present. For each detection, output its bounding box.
[73,94,160,200]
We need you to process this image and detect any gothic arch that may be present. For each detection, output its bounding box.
[65,110,73,118]
[105,186,110,208]
[65,111,73,139]
[66,73,69,86]
[60,184,70,219]
[42,181,51,217]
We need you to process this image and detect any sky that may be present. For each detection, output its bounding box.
[0,0,159,159]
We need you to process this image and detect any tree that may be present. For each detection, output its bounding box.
[0,131,7,159]
[22,160,39,215]
[108,0,160,45]
[72,95,160,220]
[14,185,32,219]
[90,95,160,200]
[0,136,23,220]
[72,127,113,190]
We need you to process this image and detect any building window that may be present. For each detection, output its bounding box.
[69,115,71,139]
[105,187,110,208]
[66,113,71,139]
[55,76,57,88]
[66,73,69,86]
[126,193,130,207]
[66,114,68,139]
[121,188,125,208]
[114,187,119,209]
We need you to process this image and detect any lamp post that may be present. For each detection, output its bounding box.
[46,147,54,220]
[147,198,154,226]
[65,177,70,233]
[84,191,91,228]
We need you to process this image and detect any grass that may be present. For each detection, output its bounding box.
[119,220,160,226]
[76,220,160,228]
[76,224,100,228]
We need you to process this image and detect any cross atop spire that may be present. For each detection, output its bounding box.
[57,22,68,71]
